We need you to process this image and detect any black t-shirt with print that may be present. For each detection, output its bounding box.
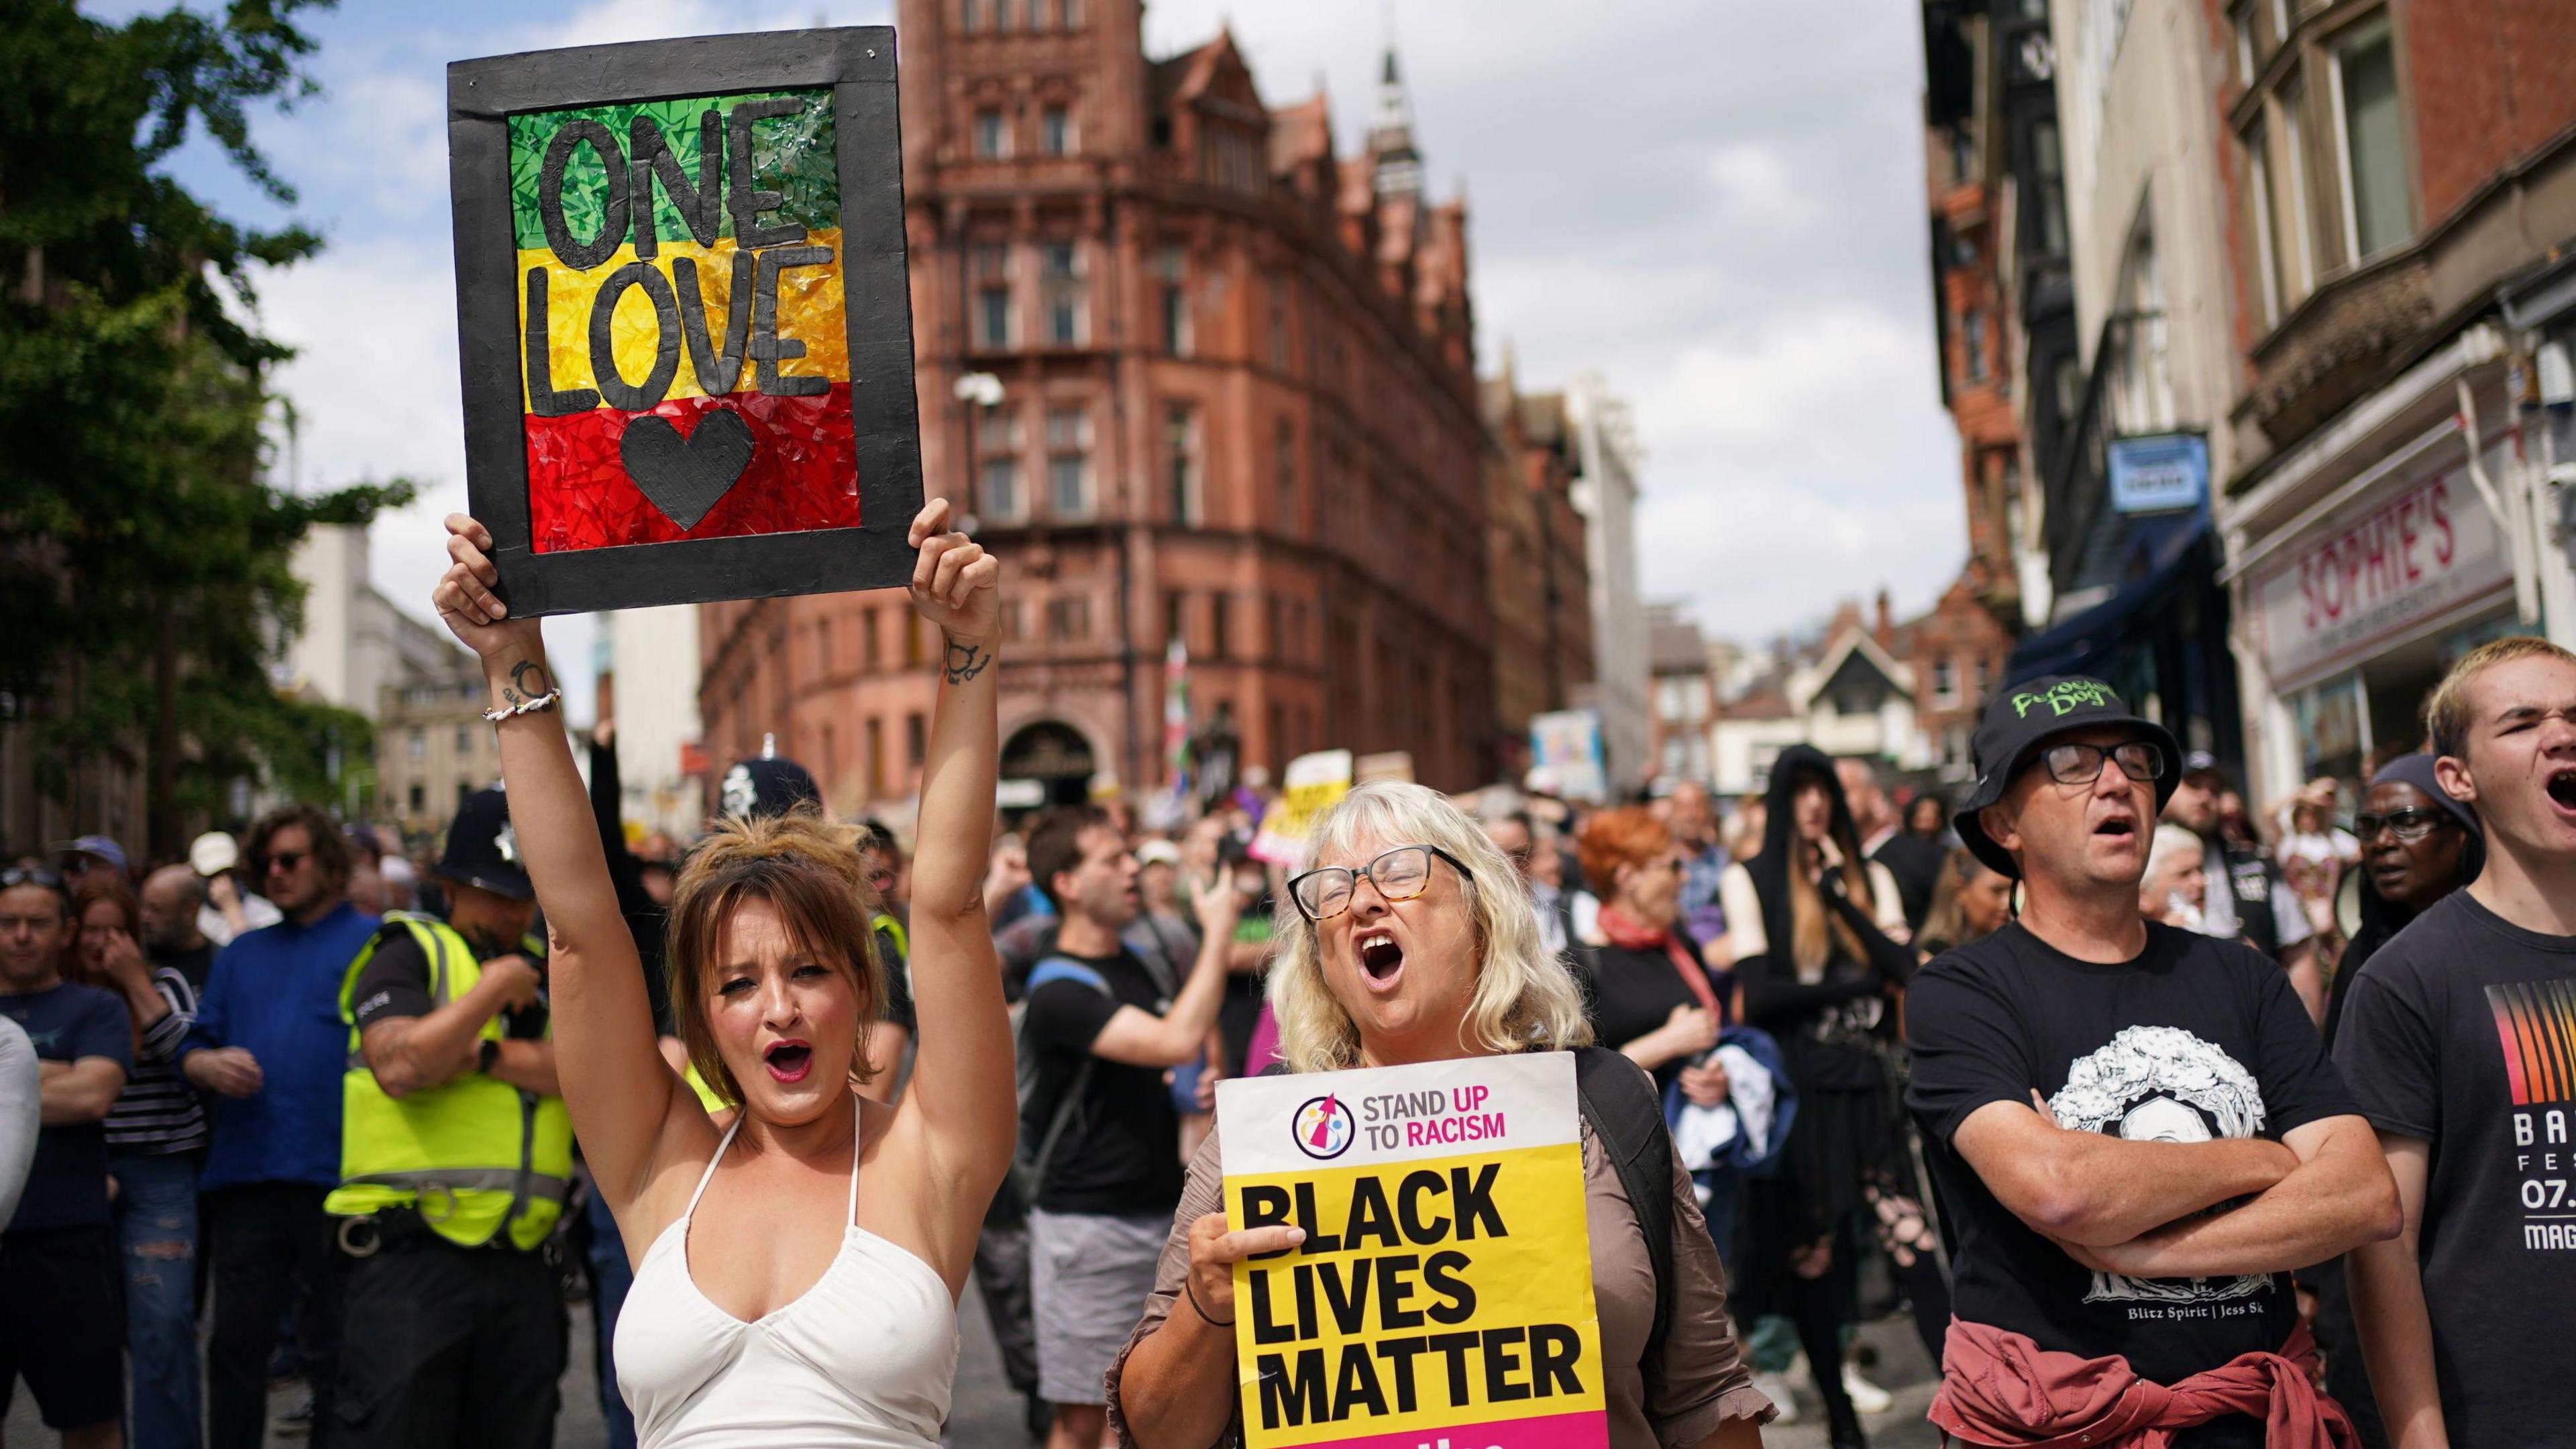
[1907,922,2355,1446]
[2334,890,2576,1446]
[1019,947,1184,1216]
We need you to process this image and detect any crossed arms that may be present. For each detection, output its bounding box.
[1953,1095,2399,1277]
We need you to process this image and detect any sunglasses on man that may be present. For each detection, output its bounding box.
[2033,741,2167,787]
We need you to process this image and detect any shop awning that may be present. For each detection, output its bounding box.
[2006,522,2210,683]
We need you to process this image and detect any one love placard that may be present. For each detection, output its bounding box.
[448,30,922,615]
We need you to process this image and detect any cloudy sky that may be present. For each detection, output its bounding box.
[117,0,1964,718]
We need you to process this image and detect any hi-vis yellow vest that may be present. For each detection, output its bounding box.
[325,914,573,1250]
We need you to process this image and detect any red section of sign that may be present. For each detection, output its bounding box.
[524,386,860,553]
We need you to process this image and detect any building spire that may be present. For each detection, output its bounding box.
[1369,4,1423,199]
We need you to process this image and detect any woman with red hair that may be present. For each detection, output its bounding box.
[1574,807,1730,1100]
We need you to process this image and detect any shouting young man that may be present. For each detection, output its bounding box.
[1907,676,2398,1446]
[2339,637,2576,1448]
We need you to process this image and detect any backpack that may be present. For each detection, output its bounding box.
[1257,1044,1678,1362]
[1572,1044,1678,1365]
[1009,956,1110,1206]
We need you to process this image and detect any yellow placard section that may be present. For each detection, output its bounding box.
[515,229,847,409]
[1226,1142,1603,1448]
[1249,749,1354,867]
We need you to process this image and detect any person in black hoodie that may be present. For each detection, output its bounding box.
[2302,751,2480,1449]
[1717,745,1943,1448]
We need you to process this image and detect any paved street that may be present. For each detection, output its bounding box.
[13,1287,1940,1447]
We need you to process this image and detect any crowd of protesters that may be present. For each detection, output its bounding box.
[2,502,2571,1449]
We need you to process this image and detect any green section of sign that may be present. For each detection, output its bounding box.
[507,89,838,256]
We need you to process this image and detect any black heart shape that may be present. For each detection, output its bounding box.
[619,409,755,531]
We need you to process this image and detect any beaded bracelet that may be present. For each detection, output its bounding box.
[481,688,563,724]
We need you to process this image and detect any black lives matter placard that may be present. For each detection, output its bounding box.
[1214,1053,1609,1449]
[447,29,922,615]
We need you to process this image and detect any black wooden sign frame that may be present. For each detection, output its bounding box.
[447,28,921,616]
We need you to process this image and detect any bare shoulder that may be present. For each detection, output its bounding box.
[619,1088,727,1247]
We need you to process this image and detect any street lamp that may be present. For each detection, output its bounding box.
[954,371,1004,532]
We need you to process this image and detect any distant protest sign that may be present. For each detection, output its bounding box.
[1527,710,1608,802]
[1250,749,1354,867]
[1216,1053,1607,1449]
[448,30,922,615]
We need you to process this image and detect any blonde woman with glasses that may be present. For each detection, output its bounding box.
[1106,782,1771,1449]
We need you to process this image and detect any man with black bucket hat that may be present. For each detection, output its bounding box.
[1904,676,2399,1446]
[323,786,571,1448]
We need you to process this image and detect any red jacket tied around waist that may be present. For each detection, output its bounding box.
[1929,1317,2357,1449]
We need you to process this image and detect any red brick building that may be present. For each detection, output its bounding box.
[2216,0,2576,794]
[699,4,1495,809]
[1890,574,2017,780]
[1483,360,1597,778]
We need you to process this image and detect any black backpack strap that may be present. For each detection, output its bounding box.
[1573,1044,1676,1365]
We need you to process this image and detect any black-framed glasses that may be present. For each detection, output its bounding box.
[1288,845,1475,922]
[264,850,308,874]
[2354,808,2453,843]
[0,867,64,891]
[2039,741,2167,787]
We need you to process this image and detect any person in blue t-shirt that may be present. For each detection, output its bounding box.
[0,864,131,1449]
[174,806,379,1449]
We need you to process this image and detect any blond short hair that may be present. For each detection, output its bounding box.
[2426,636,2576,761]
[1270,782,1594,1074]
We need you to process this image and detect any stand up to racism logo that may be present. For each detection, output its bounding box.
[1293,1095,1358,1161]
[509,90,859,551]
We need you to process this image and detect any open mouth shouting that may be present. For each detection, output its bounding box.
[763,1038,814,1083]
[1355,928,1407,994]
[2090,809,2141,845]
[2548,767,2576,819]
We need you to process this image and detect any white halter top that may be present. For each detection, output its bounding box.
[614,1117,959,1448]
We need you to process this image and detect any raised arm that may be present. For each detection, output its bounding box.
[1090,882,1240,1068]
[433,515,683,1214]
[1951,1095,2302,1247]
[2064,1112,2398,1278]
[881,502,1017,1256]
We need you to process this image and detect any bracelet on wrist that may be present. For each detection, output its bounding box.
[482,687,562,724]
[1183,1275,1233,1328]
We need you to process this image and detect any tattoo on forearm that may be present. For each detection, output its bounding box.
[502,658,551,707]
[943,635,993,685]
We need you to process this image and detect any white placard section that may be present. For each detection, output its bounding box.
[1216,1051,1578,1178]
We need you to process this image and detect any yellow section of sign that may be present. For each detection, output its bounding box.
[514,229,847,409]
[1226,1140,1602,1448]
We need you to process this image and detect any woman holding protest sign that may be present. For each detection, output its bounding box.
[1108,782,1771,1448]
[431,500,1012,1449]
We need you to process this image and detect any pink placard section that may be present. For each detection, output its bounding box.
[1299,1410,1609,1449]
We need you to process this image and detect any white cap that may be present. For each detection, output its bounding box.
[189,832,239,877]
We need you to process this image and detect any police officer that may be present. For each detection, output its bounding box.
[326,788,570,1448]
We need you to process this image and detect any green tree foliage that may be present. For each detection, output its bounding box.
[0,0,416,849]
